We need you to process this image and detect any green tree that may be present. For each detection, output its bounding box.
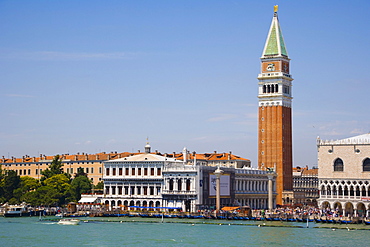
[0,165,5,203]
[43,174,71,205]
[14,176,41,204]
[22,186,61,206]
[21,176,40,192]
[75,167,87,177]
[2,170,21,202]
[68,175,92,202]
[41,155,68,181]
[94,181,104,190]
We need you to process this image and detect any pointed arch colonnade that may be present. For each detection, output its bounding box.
[319,179,370,217]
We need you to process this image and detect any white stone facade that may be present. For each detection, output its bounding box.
[101,151,276,212]
[317,134,370,216]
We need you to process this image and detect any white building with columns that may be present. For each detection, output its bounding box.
[103,152,179,210]
[100,145,276,212]
[317,133,370,217]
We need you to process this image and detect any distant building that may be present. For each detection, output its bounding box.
[293,166,318,206]
[0,148,251,185]
[0,152,130,184]
[317,133,370,217]
[102,146,276,212]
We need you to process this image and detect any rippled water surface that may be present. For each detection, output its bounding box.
[1,217,370,246]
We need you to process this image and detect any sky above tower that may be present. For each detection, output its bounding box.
[1,0,370,168]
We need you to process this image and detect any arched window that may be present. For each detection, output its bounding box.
[186,179,191,191]
[334,158,344,172]
[263,85,266,93]
[363,158,370,172]
[275,84,278,93]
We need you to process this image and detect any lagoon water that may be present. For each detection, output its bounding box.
[1,217,370,246]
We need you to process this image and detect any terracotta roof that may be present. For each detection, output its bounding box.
[302,168,318,176]
[1,151,249,164]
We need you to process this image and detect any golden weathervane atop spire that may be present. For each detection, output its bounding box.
[274,5,278,13]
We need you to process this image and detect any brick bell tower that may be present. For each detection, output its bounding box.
[257,6,293,205]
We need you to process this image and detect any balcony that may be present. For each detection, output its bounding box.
[162,190,197,195]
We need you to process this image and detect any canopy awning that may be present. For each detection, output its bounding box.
[126,206,182,209]
[221,206,239,211]
[78,197,98,203]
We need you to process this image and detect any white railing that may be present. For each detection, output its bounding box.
[162,190,196,195]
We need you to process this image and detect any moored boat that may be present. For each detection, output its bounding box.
[4,205,33,217]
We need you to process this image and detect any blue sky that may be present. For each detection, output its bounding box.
[1,0,370,168]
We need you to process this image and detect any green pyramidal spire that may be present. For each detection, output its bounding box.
[262,6,288,57]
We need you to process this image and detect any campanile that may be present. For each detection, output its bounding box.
[257,6,293,205]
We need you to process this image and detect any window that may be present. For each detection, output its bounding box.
[334,158,344,172]
[177,179,182,191]
[363,158,370,172]
[99,167,102,174]
[112,168,116,176]
[169,179,174,191]
[106,168,110,176]
[132,168,135,176]
[144,168,148,176]
[157,168,161,176]
[125,168,129,176]
[138,168,141,176]
[91,168,94,174]
[86,167,89,174]
[151,168,154,176]
[119,168,123,176]
[70,168,73,174]
[186,179,191,191]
